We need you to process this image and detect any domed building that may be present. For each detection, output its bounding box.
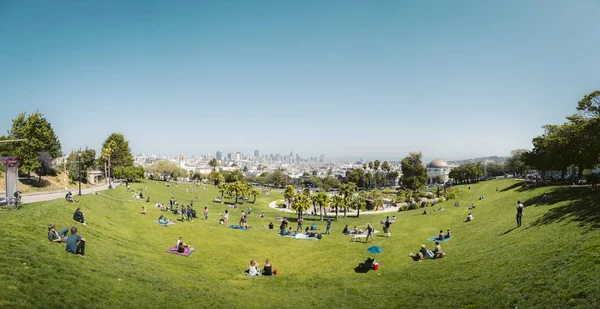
[426,159,451,185]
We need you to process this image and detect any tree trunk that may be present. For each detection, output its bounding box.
[319,206,323,221]
[253,195,256,203]
[343,206,347,217]
[335,206,339,219]
[221,192,224,203]
[357,208,360,218]
[235,190,238,204]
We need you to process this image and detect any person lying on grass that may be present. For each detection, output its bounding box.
[73,207,86,225]
[245,259,261,276]
[409,245,434,261]
[66,226,86,256]
[48,224,68,243]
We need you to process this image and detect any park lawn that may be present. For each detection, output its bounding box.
[0,179,598,308]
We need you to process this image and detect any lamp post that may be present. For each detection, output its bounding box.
[77,152,82,196]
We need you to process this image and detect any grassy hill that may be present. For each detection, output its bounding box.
[0,179,598,308]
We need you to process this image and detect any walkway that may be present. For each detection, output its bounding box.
[268,200,406,216]
[1,183,120,205]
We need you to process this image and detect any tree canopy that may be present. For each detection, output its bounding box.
[1,111,62,178]
[400,152,427,191]
[101,133,134,173]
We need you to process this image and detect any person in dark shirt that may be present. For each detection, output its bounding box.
[326,218,332,235]
[48,224,68,243]
[65,226,86,256]
[516,201,524,227]
[262,259,273,276]
[73,207,86,225]
[268,222,274,229]
[365,224,375,243]
[342,225,349,235]
[437,230,445,241]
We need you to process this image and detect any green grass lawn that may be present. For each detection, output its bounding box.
[1,179,599,308]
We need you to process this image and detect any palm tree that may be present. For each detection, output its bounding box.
[340,182,356,217]
[217,183,228,203]
[374,160,381,188]
[332,194,343,219]
[292,193,311,219]
[283,185,296,210]
[354,193,367,218]
[208,158,219,171]
[250,189,260,203]
[372,197,384,211]
[314,191,329,221]
[310,193,319,215]
[231,181,246,205]
[209,170,223,186]
[381,161,390,187]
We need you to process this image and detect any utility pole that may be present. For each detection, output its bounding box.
[77,152,82,196]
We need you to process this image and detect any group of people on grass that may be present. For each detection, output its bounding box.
[409,242,445,261]
[245,259,276,276]
[47,206,89,256]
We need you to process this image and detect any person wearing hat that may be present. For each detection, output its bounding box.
[48,224,69,243]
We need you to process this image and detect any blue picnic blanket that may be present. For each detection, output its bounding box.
[153,220,168,227]
[229,225,249,230]
[427,236,452,243]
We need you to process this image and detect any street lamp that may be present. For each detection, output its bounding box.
[77,152,82,196]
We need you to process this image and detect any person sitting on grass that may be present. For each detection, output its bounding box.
[422,209,429,215]
[310,223,317,231]
[145,196,150,203]
[268,222,274,229]
[73,207,86,225]
[262,259,275,276]
[469,204,476,210]
[48,224,69,243]
[158,215,168,225]
[65,226,86,256]
[304,227,310,235]
[342,225,350,235]
[141,207,146,215]
[464,213,474,222]
[445,228,451,239]
[65,192,78,203]
[245,259,261,276]
[139,192,144,199]
[437,230,445,241]
[433,241,445,259]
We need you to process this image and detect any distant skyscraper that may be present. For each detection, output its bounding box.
[254,150,259,157]
[235,152,241,161]
[216,151,222,160]
[227,153,233,161]
[319,154,325,163]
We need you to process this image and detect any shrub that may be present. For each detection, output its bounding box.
[426,193,434,199]
[414,196,422,203]
[276,201,286,208]
[408,202,419,210]
[438,197,446,202]
[417,192,428,198]
[445,187,461,200]
[425,201,431,207]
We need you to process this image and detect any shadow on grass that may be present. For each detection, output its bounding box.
[20,178,51,188]
[523,187,600,232]
[499,227,518,236]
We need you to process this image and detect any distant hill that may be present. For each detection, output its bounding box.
[447,156,508,165]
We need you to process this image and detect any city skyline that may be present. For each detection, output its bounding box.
[1,1,599,159]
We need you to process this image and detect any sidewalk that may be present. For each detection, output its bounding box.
[268,200,405,216]
[1,183,119,205]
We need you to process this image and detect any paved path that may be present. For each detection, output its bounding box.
[268,200,405,216]
[1,183,120,205]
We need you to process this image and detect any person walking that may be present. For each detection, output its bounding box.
[325,217,332,235]
[203,206,209,220]
[516,200,524,227]
[365,223,375,243]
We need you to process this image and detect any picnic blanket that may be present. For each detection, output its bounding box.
[229,225,249,230]
[153,220,175,227]
[166,246,195,257]
[427,236,452,243]
[293,233,319,240]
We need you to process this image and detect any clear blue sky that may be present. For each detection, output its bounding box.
[1,0,598,161]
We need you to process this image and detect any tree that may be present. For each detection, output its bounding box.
[66,149,96,183]
[340,182,356,217]
[283,185,296,210]
[400,152,427,191]
[208,158,220,171]
[314,191,329,221]
[4,111,62,181]
[387,170,399,186]
[101,133,133,185]
[506,149,529,177]
[321,175,341,191]
[292,192,311,219]
[353,193,367,218]
[217,183,228,203]
[231,181,246,205]
[381,161,391,187]
[209,170,224,185]
[249,188,261,203]
[332,194,344,219]
[346,168,367,188]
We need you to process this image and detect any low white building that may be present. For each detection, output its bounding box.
[426,159,451,184]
